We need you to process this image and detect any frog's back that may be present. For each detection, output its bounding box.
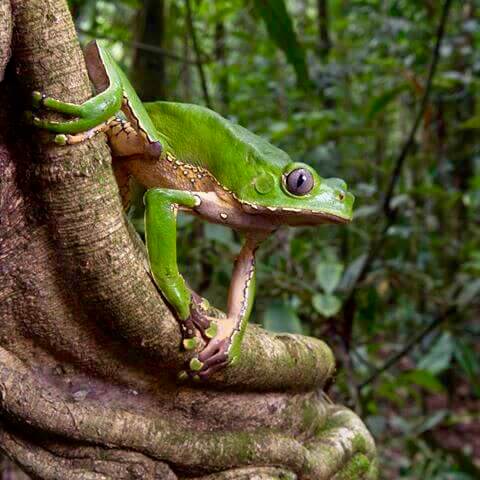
[144,102,292,196]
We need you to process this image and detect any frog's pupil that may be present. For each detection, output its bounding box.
[297,174,306,188]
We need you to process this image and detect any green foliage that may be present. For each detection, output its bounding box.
[251,0,311,89]
[70,0,480,477]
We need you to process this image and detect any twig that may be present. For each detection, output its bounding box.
[185,0,212,108]
[381,0,453,217]
[340,0,453,334]
[77,28,201,65]
[358,306,455,390]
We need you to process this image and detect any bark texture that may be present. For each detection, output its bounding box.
[0,0,377,478]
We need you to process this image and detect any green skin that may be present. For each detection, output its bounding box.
[30,40,354,379]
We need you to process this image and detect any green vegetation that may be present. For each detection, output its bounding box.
[69,0,480,477]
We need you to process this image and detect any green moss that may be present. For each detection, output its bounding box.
[351,433,368,453]
[334,454,371,480]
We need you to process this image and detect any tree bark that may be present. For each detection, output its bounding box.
[0,0,376,478]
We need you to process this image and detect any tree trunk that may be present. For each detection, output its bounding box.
[214,20,229,113]
[0,0,376,478]
[132,0,166,100]
[317,0,331,60]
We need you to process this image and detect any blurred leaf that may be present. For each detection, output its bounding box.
[312,293,341,317]
[460,115,480,129]
[353,205,379,219]
[401,370,445,394]
[456,278,480,308]
[415,409,448,435]
[418,332,454,375]
[252,0,311,89]
[339,255,367,291]
[366,84,409,122]
[204,224,235,247]
[454,340,480,397]
[316,262,343,293]
[263,300,303,334]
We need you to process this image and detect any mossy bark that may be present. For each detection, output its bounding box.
[0,0,376,478]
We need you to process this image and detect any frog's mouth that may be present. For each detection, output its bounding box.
[240,201,352,226]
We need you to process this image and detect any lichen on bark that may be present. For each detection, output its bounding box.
[0,0,377,478]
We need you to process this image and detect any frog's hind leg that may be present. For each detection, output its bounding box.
[52,117,161,157]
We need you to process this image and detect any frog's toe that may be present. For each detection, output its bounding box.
[182,337,199,351]
[197,338,229,366]
[55,134,68,145]
[32,91,45,109]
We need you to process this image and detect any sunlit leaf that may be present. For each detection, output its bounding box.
[316,262,343,293]
[312,293,341,317]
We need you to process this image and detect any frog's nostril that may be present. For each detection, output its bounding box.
[337,190,345,201]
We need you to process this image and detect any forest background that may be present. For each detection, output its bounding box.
[5,0,479,478]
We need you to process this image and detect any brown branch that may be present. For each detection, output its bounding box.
[340,0,453,347]
[77,28,201,66]
[185,0,212,109]
[381,0,453,217]
[358,306,455,390]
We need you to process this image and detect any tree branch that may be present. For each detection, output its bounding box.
[381,0,453,217]
[358,306,455,390]
[340,0,453,343]
[185,0,212,108]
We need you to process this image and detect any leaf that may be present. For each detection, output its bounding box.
[338,255,367,291]
[417,332,454,375]
[263,300,303,334]
[454,340,480,397]
[366,84,409,122]
[353,205,379,219]
[312,293,341,317]
[204,224,235,247]
[401,370,445,394]
[460,115,480,129]
[316,262,343,293]
[415,409,448,435]
[252,0,311,89]
[456,278,480,308]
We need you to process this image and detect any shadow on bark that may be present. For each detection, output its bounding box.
[0,0,377,478]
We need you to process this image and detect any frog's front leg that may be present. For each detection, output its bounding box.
[29,76,123,136]
[144,188,216,350]
[190,232,266,379]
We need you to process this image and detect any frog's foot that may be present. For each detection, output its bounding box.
[186,317,240,379]
[195,336,231,379]
[28,86,122,135]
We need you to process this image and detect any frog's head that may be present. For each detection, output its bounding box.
[239,162,354,226]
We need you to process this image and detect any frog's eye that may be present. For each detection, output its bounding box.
[285,168,314,196]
